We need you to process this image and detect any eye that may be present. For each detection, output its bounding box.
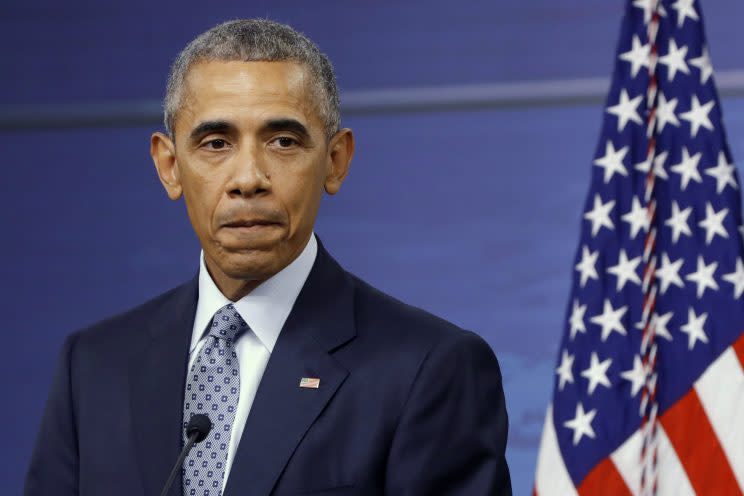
[203,139,229,150]
[271,136,299,148]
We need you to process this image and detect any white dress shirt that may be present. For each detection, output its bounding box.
[187,233,318,491]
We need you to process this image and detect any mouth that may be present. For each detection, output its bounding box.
[222,219,279,229]
[221,219,283,233]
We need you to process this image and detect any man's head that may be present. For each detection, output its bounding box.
[150,19,354,300]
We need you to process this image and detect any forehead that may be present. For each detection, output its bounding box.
[176,60,322,134]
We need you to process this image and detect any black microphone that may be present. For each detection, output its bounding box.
[159,414,213,496]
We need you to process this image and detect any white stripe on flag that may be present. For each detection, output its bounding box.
[535,404,578,496]
[610,428,642,494]
[654,426,695,496]
[694,347,744,489]
[610,424,694,496]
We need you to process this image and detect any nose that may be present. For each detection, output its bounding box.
[225,144,271,197]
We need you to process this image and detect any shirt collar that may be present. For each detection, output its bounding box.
[189,233,318,354]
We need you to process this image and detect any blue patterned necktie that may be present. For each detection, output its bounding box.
[182,303,246,496]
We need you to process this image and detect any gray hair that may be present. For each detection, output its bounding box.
[163,19,340,140]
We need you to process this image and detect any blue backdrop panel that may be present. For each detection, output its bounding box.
[2,1,742,104]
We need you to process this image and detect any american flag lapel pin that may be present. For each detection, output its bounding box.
[299,377,320,389]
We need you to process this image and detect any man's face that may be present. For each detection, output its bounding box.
[151,60,353,297]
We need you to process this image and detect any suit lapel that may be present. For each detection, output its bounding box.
[224,241,357,496]
[130,276,199,496]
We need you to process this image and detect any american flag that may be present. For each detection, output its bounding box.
[535,1,744,494]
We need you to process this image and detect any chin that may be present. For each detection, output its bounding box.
[218,249,284,281]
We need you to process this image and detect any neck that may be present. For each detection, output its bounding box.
[203,259,264,301]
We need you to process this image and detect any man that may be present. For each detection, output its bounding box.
[25,19,511,496]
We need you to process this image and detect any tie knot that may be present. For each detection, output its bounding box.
[208,303,247,343]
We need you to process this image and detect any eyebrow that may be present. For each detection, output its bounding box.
[187,117,313,143]
[188,120,235,142]
[262,118,311,141]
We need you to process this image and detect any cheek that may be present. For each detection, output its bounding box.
[181,169,223,235]
[281,174,325,229]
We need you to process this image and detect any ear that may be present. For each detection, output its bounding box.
[150,132,183,200]
[324,128,355,195]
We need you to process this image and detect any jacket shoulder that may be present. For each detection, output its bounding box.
[348,272,474,348]
[70,278,197,349]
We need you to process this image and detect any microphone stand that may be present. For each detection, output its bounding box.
[159,414,212,496]
[159,431,200,496]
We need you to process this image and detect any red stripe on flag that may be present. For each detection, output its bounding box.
[577,457,631,496]
[660,388,741,495]
[732,332,744,369]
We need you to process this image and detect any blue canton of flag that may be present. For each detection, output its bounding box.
[536,1,744,494]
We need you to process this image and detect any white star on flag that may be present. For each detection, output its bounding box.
[659,39,690,81]
[698,202,729,245]
[619,35,650,78]
[569,300,588,340]
[633,0,667,24]
[690,46,713,84]
[581,352,613,395]
[590,299,628,341]
[685,255,719,298]
[665,200,693,244]
[722,259,744,299]
[651,311,675,341]
[621,197,650,239]
[620,355,647,396]
[584,194,616,236]
[680,95,715,137]
[575,246,600,287]
[607,250,642,291]
[556,350,575,391]
[655,253,686,294]
[670,147,703,191]
[634,311,674,341]
[594,141,629,183]
[606,89,644,131]
[680,308,709,350]
[635,150,669,180]
[564,402,597,446]
[655,93,681,132]
[705,151,738,193]
[671,0,699,27]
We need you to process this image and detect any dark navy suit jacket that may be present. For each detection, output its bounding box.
[25,242,511,495]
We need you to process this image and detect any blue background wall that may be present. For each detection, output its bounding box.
[2,1,743,494]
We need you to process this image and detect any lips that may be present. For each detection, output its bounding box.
[223,219,279,228]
